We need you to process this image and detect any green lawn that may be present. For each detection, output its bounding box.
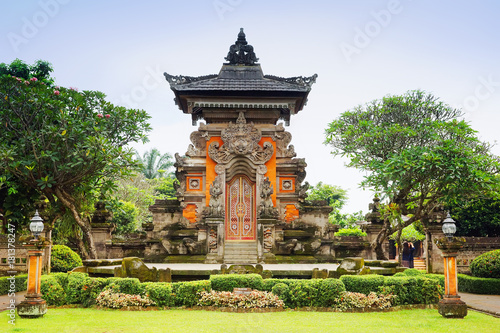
[2,308,498,333]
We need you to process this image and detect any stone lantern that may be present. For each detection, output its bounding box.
[435,213,467,318]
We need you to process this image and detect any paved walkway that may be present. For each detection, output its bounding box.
[1,288,498,317]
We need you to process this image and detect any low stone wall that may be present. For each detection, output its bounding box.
[0,233,50,276]
[456,237,500,274]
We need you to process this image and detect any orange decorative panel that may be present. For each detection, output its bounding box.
[284,204,299,223]
[279,177,295,192]
[187,176,203,191]
[183,204,197,223]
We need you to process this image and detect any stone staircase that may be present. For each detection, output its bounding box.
[413,258,426,271]
[224,241,258,264]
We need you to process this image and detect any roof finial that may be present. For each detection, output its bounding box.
[225,28,259,65]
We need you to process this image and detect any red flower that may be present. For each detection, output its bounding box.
[54,90,60,95]
[105,114,110,118]
[30,77,38,82]
[97,114,103,118]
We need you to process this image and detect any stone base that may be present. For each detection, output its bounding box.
[17,298,47,318]
[438,297,468,318]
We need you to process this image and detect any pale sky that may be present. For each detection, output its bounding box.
[2,0,500,214]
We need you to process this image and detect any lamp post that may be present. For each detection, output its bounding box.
[17,210,49,318]
[435,213,467,318]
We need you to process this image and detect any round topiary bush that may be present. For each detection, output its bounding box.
[470,249,500,278]
[51,245,83,273]
[271,282,290,303]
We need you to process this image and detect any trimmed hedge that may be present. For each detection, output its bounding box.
[209,274,264,292]
[380,276,442,305]
[271,283,290,303]
[51,272,69,290]
[108,278,144,295]
[262,278,295,292]
[66,272,88,304]
[40,275,66,306]
[0,274,28,295]
[340,275,385,295]
[81,277,109,307]
[51,245,83,273]
[143,282,174,307]
[458,274,500,295]
[470,249,500,278]
[288,279,345,308]
[172,280,211,307]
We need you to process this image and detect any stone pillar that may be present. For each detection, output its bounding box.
[363,223,389,260]
[426,223,445,273]
[435,237,467,318]
[17,241,49,318]
[90,200,114,259]
[205,218,224,263]
[258,218,278,263]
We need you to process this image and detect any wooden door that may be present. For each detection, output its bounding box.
[225,175,256,240]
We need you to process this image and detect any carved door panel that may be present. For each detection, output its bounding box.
[225,175,256,240]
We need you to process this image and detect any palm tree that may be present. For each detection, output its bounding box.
[136,148,174,179]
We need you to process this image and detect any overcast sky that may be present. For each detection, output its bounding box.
[2,0,499,214]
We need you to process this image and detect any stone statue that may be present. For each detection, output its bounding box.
[258,177,279,218]
[205,176,224,218]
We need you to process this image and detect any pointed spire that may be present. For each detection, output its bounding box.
[225,28,259,65]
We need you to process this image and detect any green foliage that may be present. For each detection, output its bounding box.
[81,277,109,307]
[334,228,367,237]
[172,280,211,307]
[0,274,28,295]
[198,290,284,308]
[51,245,83,272]
[317,278,346,307]
[288,279,323,308]
[65,272,88,304]
[0,62,151,256]
[449,194,500,237]
[40,275,66,306]
[142,282,174,307]
[0,59,53,84]
[390,224,425,242]
[209,274,264,292]
[109,278,144,295]
[325,90,500,257]
[336,291,395,311]
[154,175,178,199]
[262,278,295,292]
[51,272,69,290]
[458,274,500,295]
[271,283,290,303]
[340,275,385,295]
[135,148,174,179]
[108,200,139,234]
[379,276,442,305]
[96,288,155,308]
[470,249,500,278]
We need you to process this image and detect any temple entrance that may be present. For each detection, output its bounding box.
[225,174,256,241]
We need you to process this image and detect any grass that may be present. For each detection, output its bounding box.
[1,308,499,333]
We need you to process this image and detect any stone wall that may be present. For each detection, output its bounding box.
[0,231,51,276]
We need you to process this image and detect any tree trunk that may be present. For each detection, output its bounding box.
[373,223,389,260]
[396,227,403,265]
[54,188,98,259]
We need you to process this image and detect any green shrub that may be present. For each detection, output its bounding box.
[401,268,425,276]
[458,274,500,295]
[336,291,395,311]
[96,289,155,308]
[288,279,323,308]
[425,274,445,290]
[143,282,174,307]
[40,275,66,306]
[340,275,385,295]
[317,278,346,307]
[109,278,144,295]
[379,276,442,305]
[65,272,87,304]
[209,274,264,292]
[81,277,109,307]
[198,290,284,308]
[262,278,295,292]
[0,274,28,295]
[51,272,69,291]
[51,245,83,273]
[173,280,211,307]
[271,283,290,303]
[470,249,500,278]
[334,228,367,237]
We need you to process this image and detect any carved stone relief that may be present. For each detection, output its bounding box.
[186,130,209,157]
[258,177,279,218]
[273,131,296,158]
[208,112,273,165]
[203,175,224,218]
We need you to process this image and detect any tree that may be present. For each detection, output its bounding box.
[325,90,500,259]
[307,182,362,228]
[136,148,174,179]
[0,60,151,258]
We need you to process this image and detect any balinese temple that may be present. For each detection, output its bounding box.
[146,29,334,264]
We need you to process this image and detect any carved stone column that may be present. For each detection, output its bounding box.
[258,218,278,263]
[205,218,224,263]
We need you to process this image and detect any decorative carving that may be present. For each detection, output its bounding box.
[282,179,293,190]
[189,178,200,190]
[263,227,273,252]
[174,153,187,198]
[297,181,310,203]
[274,131,296,157]
[215,164,226,175]
[164,73,217,86]
[186,131,209,157]
[208,112,273,165]
[263,74,318,88]
[258,177,279,218]
[208,227,218,253]
[204,176,224,218]
[225,28,259,66]
[257,165,267,175]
